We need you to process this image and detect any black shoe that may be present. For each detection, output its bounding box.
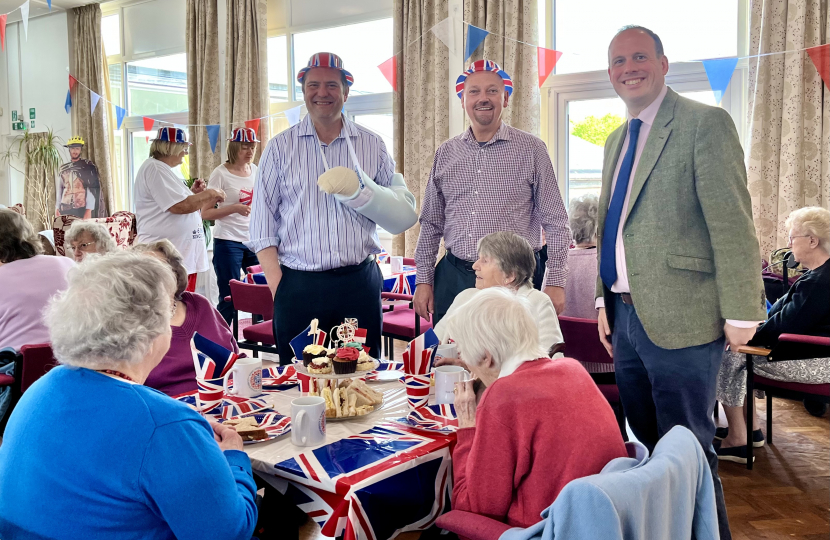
[713,427,765,447]
[717,444,755,464]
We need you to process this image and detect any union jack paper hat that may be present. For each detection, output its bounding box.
[455,59,513,99]
[297,52,354,87]
[152,127,191,145]
[227,127,260,143]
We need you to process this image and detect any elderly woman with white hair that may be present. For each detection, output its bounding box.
[562,194,599,320]
[134,127,226,292]
[434,231,563,356]
[65,219,117,263]
[0,251,257,540]
[445,288,627,528]
[716,206,830,463]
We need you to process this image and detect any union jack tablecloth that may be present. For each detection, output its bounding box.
[177,378,454,540]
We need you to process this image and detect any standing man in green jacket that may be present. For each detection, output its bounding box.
[597,26,765,540]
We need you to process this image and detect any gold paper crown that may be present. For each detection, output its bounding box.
[66,136,85,146]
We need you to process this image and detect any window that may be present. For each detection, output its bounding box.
[102,14,120,56]
[541,0,749,204]
[354,113,393,153]
[126,54,188,116]
[552,0,739,75]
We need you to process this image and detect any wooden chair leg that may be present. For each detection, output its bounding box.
[388,339,394,360]
[767,393,773,445]
[746,354,755,470]
[714,400,719,418]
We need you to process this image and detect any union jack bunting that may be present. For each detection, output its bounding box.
[271,424,453,540]
[228,127,260,143]
[455,59,514,99]
[192,332,239,379]
[297,52,355,87]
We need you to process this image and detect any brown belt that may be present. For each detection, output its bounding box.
[620,293,634,306]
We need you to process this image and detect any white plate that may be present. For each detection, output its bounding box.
[293,358,380,380]
[366,370,404,383]
[219,411,292,444]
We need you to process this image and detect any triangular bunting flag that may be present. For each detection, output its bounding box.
[285,105,302,126]
[47,0,51,9]
[244,118,261,135]
[206,125,221,153]
[701,57,739,105]
[145,136,150,143]
[115,105,127,129]
[378,56,397,91]
[430,16,458,55]
[20,1,30,41]
[143,117,155,132]
[90,90,101,114]
[465,24,489,61]
[64,90,72,114]
[537,47,563,87]
[69,75,77,91]
[0,15,7,52]
[807,44,830,89]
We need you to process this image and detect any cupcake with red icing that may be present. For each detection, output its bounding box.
[332,347,359,374]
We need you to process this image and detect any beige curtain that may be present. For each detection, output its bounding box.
[70,4,111,217]
[464,0,540,136]
[22,133,57,232]
[392,0,451,257]
[187,0,222,179]
[747,0,829,257]
[225,0,269,164]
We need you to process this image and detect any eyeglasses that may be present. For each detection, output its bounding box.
[787,234,810,244]
[69,242,96,251]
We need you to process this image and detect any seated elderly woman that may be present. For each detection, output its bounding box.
[133,239,239,396]
[0,209,74,350]
[445,288,628,527]
[716,206,830,464]
[434,231,563,356]
[0,252,257,539]
[562,194,599,320]
[65,219,117,262]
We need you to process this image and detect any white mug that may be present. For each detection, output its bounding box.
[436,343,458,360]
[391,256,404,273]
[434,365,469,405]
[291,396,326,447]
[222,357,263,398]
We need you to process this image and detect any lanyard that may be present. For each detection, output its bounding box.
[312,114,365,181]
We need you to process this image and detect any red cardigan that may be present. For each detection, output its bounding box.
[452,358,627,528]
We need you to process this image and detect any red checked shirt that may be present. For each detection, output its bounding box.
[415,122,571,287]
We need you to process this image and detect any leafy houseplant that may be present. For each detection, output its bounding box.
[180,154,213,247]
[1,128,64,231]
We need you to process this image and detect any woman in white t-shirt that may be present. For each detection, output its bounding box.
[134,128,226,292]
[202,127,260,324]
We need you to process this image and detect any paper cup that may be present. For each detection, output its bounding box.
[196,377,224,413]
[405,373,431,409]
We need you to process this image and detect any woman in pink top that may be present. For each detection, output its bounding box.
[0,210,75,350]
[443,288,627,528]
[133,239,239,396]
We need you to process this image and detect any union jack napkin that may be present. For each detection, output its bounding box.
[402,329,439,409]
[191,332,239,379]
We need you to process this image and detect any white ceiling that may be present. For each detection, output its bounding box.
[0,0,102,23]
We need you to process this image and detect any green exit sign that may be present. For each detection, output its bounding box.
[12,122,26,130]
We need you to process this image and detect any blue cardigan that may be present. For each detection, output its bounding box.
[0,366,257,540]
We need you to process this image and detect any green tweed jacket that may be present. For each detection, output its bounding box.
[596,87,766,350]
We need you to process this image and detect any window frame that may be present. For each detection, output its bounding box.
[539,0,751,201]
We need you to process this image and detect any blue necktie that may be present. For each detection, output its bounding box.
[600,119,643,289]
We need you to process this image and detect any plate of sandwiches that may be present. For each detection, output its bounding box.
[221,412,292,443]
[310,378,384,420]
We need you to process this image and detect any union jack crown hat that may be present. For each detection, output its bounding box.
[227,127,260,143]
[152,127,191,145]
[297,52,354,87]
[455,59,513,99]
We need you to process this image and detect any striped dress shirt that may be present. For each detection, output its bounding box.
[415,123,571,287]
[248,114,394,271]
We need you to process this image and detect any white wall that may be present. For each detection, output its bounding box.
[0,12,72,206]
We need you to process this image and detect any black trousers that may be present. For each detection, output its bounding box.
[433,249,546,326]
[272,257,383,364]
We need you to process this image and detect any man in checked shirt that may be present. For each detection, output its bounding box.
[414,60,571,325]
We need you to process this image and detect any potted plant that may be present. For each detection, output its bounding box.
[1,128,63,231]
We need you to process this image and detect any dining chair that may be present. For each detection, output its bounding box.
[737,333,830,470]
[402,257,415,266]
[557,316,625,440]
[381,292,432,360]
[0,348,21,434]
[228,279,278,358]
[246,264,263,274]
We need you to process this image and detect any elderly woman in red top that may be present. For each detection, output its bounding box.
[443,287,627,528]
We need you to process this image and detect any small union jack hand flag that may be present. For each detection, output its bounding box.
[290,320,328,360]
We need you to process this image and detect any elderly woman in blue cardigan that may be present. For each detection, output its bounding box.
[0,252,257,540]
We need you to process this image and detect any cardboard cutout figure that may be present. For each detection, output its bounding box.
[56,136,106,219]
